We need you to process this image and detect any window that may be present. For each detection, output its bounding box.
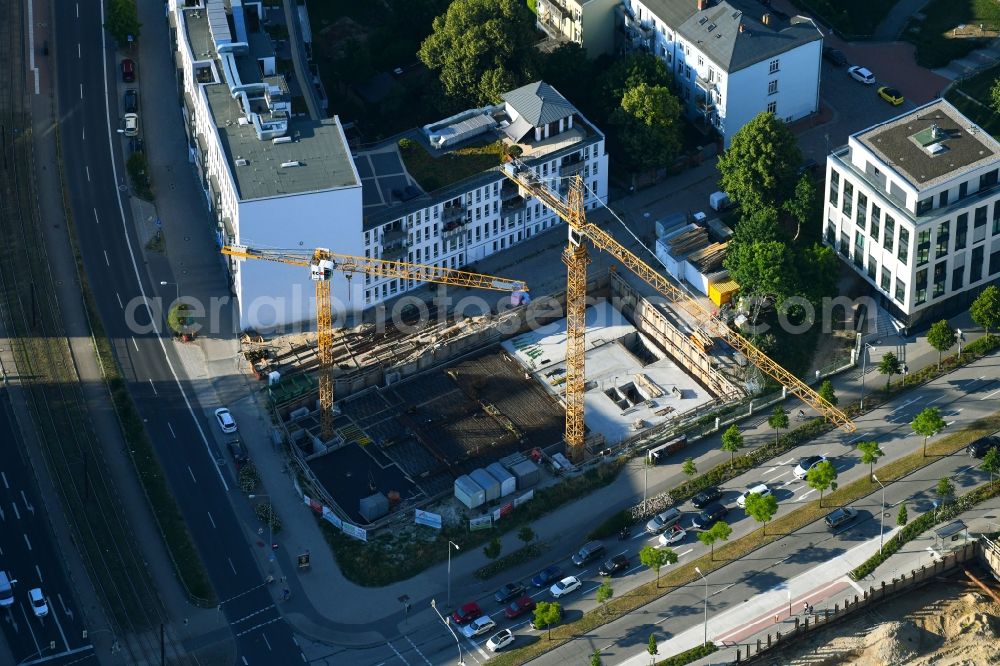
[980,169,998,191]
[895,278,906,303]
[991,248,1000,275]
[935,220,950,256]
[698,55,704,66]
[994,203,1000,235]
[880,267,891,292]
[915,269,927,305]
[857,192,868,231]
[917,197,933,216]
[708,67,716,82]
[854,230,865,267]
[839,231,850,257]
[769,58,779,73]
[916,229,931,265]
[957,213,969,249]
[867,255,877,280]
[960,181,969,198]
[972,245,985,282]
[829,170,840,206]
[768,80,778,95]
[684,65,692,80]
[933,261,947,298]
[898,226,909,265]
[842,181,853,217]
[939,190,949,208]
[953,265,964,290]
[870,203,881,239]
[975,205,988,229]
[767,101,777,114]
[884,215,895,252]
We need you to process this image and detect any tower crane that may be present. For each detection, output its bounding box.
[500,163,855,460]
[221,245,529,440]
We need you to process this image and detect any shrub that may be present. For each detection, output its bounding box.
[475,543,547,579]
[655,642,718,666]
[254,501,283,534]
[397,137,415,151]
[588,509,631,540]
[126,151,153,200]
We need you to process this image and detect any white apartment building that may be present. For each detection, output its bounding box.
[825,100,1000,329]
[537,0,618,56]
[356,81,609,308]
[170,0,362,329]
[618,0,822,146]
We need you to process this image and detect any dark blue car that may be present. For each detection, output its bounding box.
[531,565,562,588]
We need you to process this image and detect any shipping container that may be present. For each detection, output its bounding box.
[470,468,501,502]
[486,462,517,497]
[454,475,486,509]
[509,459,540,488]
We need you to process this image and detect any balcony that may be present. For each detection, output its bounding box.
[442,221,467,241]
[380,229,409,260]
[559,158,585,177]
[502,193,526,214]
[441,205,466,224]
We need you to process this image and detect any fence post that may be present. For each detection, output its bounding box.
[834,603,839,613]
[757,638,762,653]
[768,633,772,648]
[794,618,800,630]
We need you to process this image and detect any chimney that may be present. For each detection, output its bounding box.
[762,12,772,25]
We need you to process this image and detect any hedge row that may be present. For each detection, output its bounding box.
[850,479,1000,580]
[588,509,631,540]
[475,542,548,580]
[655,642,718,666]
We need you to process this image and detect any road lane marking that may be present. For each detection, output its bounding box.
[981,389,1000,401]
[103,250,109,266]
[947,420,956,426]
[890,398,920,414]
[677,548,693,557]
[12,502,20,520]
[167,422,176,439]
[847,432,872,444]
[404,636,432,665]
[93,207,99,224]
[262,633,271,651]
[624,564,644,575]
[85,166,90,182]
[713,582,735,596]
[51,596,70,649]
[385,641,411,665]
[20,603,40,654]
[207,511,215,528]
[796,488,818,501]
[20,490,33,515]
[116,292,123,308]
[228,558,237,575]
[79,83,83,99]
[131,337,139,352]
[187,466,196,483]
[1,472,7,488]
[35,564,43,582]
[76,3,79,18]
[78,43,81,59]
[148,378,157,395]
[57,593,73,621]
[23,534,32,551]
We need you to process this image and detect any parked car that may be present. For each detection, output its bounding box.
[598,554,629,577]
[214,407,237,433]
[122,112,139,137]
[550,576,582,598]
[28,588,47,618]
[878,86,905,106]
[121,58,135,82]
[451,601,482,625]
[461,615,496,638]
[494,582,526,604]
[968,435,1000,458]
[692,503,728,529]
[823,47,848,66]
[825,507,859,529]
[124,88,138,113]
[226,439,249,469]
[504,595,536,619]
[487,629,515,652]
[658,524,687,546]
[645,507,683,534]
[531,565,562,588]
[793,455,828,480]
[0,572,14,607]
[571,541,605,567]
[848,65,875,84]
[737,483,771,508]
[691,486,722,509]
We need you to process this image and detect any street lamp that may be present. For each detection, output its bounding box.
[447,540,460,605]
[695,566,708,647]
[872,475,886,552]
[859,342,876,411]
[430,598,465,666]
[160,280,179,304]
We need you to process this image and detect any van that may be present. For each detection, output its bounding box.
[0,571,14,607]
[571,541,605,567]
[709,191,730,211]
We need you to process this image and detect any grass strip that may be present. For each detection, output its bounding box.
[488,410,1000,666]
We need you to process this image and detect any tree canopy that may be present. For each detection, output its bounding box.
[721,425,743,466]
[911,406,945,456]
[806,460,838,507]
[971,285,1000,335]
[639,545,677,586]
[784,173,820,241]
[818,379,838,406]
[926,320,956,368]
[611,83,682,172]
[105,0,141,45]
[744,492,778,534]
[878,351,902,389]
[717,112,801,214]
[724,240,797,304]
[767,406,789,443]
[418,0,537,108]
[857,440,884,478]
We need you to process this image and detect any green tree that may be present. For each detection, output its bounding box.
[981,446,1000,484]
[597,53,672,121]
[517,525,535,545]
[970,285,1000,336]
[717,112,802,214]
[795,243,840,305]
[682,457,698,478]
[783,173,820,241]
[611,83,682,172]
[857,440,884,479]
[638,545,677,587]
[806,460,838,507]
[596,578,614,616]
[911,406,945,457]
[697,520,731,560]
[897,503,908,526]
[992,78,1000,113]
[723,240,797,304]
[732,205,780,247]
[647,633,659,665]
[767,406,789,444]
[418,0,537,108]
[936,477,955,509]
[533,601,561,639]
[744,492,779,535]
[817,379,838,407]
[878,351,902,390]
[721,424,743,467]
[590,649,602,666]
[926,320,957,369]
[104,0,141,45]
[537,43,594,115]
[483,536,502,560]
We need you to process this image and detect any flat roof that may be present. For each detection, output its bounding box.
[855,100,1000,189]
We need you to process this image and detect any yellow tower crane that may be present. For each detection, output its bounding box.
[500,164,855,460]
[221,245,529,440]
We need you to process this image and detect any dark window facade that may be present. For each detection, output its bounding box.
[972,245,985,282]
[916,229,931,266]
[953,265,965,290]
[915,269,927,305]
[933,261,947,298]
[935,221,950,256]
[957,213,969,249]
[884,216,895,253]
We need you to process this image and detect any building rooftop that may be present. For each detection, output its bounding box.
[182,4,359,201]
[640,0,822,72]
[502,81,576,127]
[854,99,1000,189]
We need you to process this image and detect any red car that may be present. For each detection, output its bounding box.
[451,602,482,624]
[504,595,536,619]
[121,58,135,82]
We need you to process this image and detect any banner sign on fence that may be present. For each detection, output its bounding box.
[513,489,534,507]
[342,522,368,542]
[321,506,343,530]
[415,509,443,529]
[492,502,514,522]
[469,515,493,531]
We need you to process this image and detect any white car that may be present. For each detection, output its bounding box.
[793,455,828,480]
[657,524,687,546]
[486,629,515,652]
[848,65,875,84]
[461,615,496,638]
[737,483,771,508]
[28,588,47,618]
[123,112,139,136]
[550,575,581,598]
[214,407,237,434]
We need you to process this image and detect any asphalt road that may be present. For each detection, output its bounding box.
[0,392,93,666]
[54,3,301,664]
